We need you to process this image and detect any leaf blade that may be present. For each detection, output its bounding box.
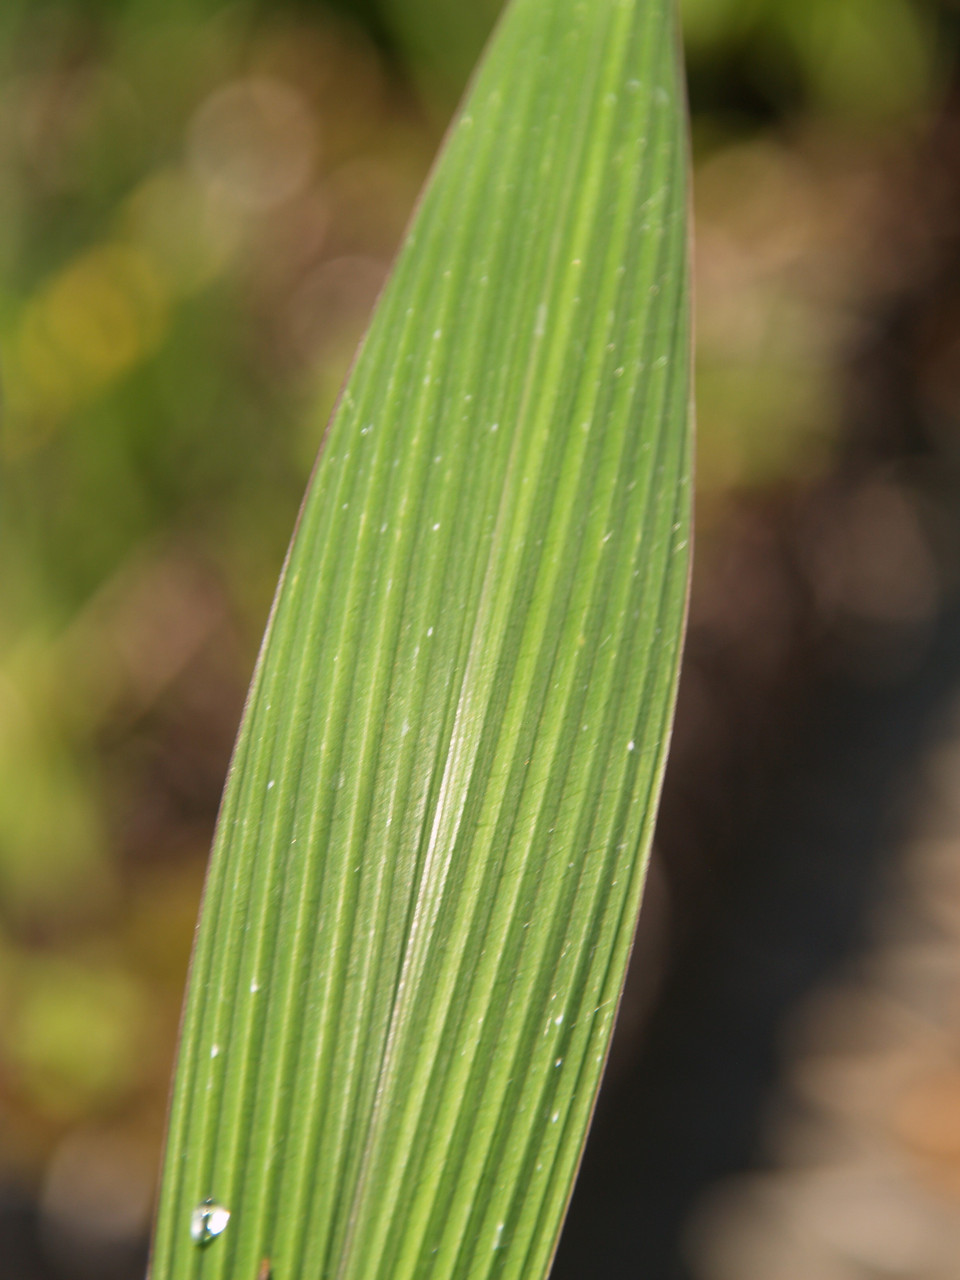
[151,0,691,1278]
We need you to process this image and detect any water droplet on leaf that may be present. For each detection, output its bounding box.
[191,1199,230,1244]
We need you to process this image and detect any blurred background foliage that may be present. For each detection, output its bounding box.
[3,0,960,1277]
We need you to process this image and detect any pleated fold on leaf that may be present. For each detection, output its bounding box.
[150,0,692,1277]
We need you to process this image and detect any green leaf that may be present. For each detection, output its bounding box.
[149,0,691,1277]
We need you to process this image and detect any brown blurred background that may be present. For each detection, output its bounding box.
[2,0,960,1276]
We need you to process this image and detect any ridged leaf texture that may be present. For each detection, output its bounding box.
[150,0,691,1278]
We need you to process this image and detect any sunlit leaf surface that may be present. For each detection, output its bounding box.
[150,0,691,1277]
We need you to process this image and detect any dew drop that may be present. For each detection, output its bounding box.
[191,1199,230,1245]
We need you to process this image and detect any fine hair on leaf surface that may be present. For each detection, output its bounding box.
[149,0,692,1278]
